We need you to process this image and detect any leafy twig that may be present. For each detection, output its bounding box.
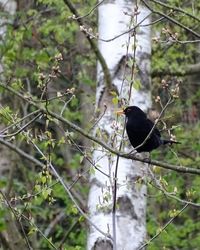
[137,203,189,250]
[150,0,200,23]
[141,0,200,39]
[0,83,200,175]
[74,0,105,20]
[63,0,112,88]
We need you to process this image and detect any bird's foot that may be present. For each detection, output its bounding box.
[121,150,138,157]
[143,157,151,162]
[128,149,138,155]
[142,154,151,164]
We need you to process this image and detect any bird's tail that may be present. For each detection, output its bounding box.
[163,140,181,145]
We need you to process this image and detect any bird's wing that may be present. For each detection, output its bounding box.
[146,118,161,137]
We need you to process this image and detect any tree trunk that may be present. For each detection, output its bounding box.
[0,1,28,250]
[88,1,151,250]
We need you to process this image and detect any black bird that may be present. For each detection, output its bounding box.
[117,106,179,153]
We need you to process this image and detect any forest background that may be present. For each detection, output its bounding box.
[0,0,200,249]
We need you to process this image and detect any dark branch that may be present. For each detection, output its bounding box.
[141,0,200,39]
[63,0,112,89]
[151,62,200,77]
[0,83,200,176]
[150,0,200,23]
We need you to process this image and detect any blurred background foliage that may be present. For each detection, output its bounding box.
[0,0,200,249]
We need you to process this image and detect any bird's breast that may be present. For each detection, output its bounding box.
[126,118,149,134]
[126,118,149,144]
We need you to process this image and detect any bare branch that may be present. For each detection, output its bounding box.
[148,167,200,207]
[74,0,105,20]
[141,0,200,39]
[63,0,112,88]
[0,109,41,134]
[0,137,44,167]
[150,0,200,23]
[0,135,110,238]
[137,203,189,250]
[0,83,200,176]
[152,62,200,77]
[29,139,113,240]
[0,112,42,138]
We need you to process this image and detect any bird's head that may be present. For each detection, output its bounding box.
[117,106,146,119]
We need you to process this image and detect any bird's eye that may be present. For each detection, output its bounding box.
[126,108,131,113]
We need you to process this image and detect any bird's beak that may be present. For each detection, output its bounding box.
[116,109,124,115]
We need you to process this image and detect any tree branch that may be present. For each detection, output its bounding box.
[63,0,112,89]
[0,83,200,176]
[150,0,200,23]
[0,137,87,209]
[151,62,200,77]
[138,203,189,250]
[0,136,111,239]
[141,0,200,39]
[74,0,105,20]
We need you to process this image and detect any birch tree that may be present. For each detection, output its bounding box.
[88,1,151,249]
[1,0,200,249]
[0,0,17,185]
[0,1,28,249]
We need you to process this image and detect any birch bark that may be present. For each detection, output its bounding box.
[0,2,28,250]
[88,1,151,249]
[0,0,17,175]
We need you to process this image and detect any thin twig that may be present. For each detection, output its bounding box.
[148,166,200,207]
[88,104,107,133]
[141,0,200,39]
[0,83,200,175]
[0,112,42,138]
[149,181,200,208]
[44,211,65,237]
[99,12,151,43]
[29,138,112,240]
[58,219,80,249]
[0,191,50,250]
[74,0,105,20]
[0,109,40,134]
[137,203,189,250]
[150,0,200,23]
[134,94,173,151]
[20,213,58,249]
[67,133,110,178]
[63,0,112,88]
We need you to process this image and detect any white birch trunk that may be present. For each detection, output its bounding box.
[0,0,17,174]
[88,1,151,249]
[0,2,28,250]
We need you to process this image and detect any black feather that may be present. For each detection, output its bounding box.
[123,106,179,153]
